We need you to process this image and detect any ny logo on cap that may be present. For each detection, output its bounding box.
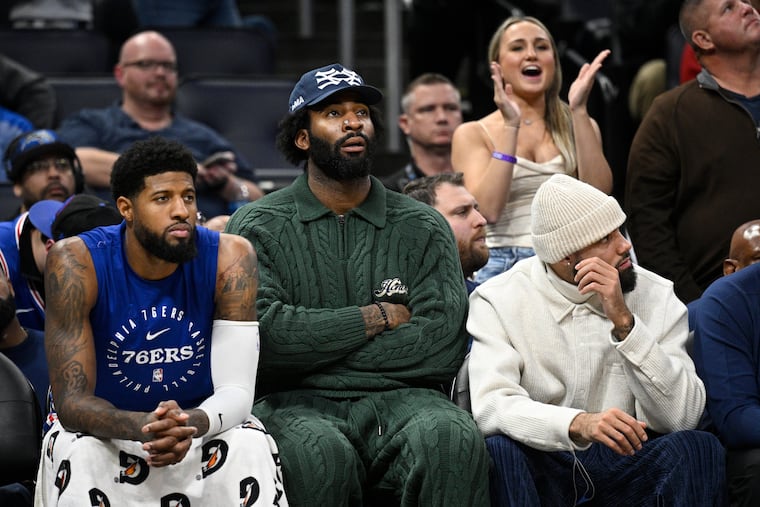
[315,67,363,90]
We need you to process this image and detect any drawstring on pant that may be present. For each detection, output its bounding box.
[572,450,594,505]
[368,397,383,436]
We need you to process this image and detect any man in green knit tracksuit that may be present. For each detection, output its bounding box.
[225,63,490,506]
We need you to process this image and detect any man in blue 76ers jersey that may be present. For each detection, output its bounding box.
[35,137,287,506]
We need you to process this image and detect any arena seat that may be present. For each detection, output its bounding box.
[451,354,471,413]
[152,27,276,77]
[176,77,300,191]
[0,352,42,486]
[0,29,111,75]
[47,75,121,126]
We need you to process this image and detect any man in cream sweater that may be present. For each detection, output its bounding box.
[468,173,725,506]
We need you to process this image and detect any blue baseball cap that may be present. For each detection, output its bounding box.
[4,129,77,183]
[288,63,383,114]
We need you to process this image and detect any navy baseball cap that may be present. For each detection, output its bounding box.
[28,194,122,240]
[288,63,383,114]
[4,129,77,183]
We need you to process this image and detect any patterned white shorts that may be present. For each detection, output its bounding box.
[35,415,288,506]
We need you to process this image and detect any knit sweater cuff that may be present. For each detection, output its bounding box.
[332,305,370,345]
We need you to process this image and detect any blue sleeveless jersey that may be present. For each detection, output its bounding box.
[81,223,219,411]
[0,214,46,331]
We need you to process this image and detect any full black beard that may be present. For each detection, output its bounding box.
[620,265,638,293]
[309,132,375,181]
[134,220,198,264]
[0,293,17,332]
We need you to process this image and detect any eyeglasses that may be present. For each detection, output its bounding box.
[27,158,73,175]
[121,59,178,73]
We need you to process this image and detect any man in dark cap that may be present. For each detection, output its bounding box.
[3,129,83,219]
[0,194,121,331]
[226,63,490,506]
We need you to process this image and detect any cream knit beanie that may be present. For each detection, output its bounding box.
[531,174,626,263]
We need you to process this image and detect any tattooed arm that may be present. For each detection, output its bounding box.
[182,233,261,436]
[213,232,258,321]
[45,238,196,465]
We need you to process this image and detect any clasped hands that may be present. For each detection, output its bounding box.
[141,400,197,467]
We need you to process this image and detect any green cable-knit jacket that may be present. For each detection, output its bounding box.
[225,173,468,398]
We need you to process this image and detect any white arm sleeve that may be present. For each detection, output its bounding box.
[198,320,259,436]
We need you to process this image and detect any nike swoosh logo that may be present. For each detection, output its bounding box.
[146,328,170,341]
[15,308,35,314]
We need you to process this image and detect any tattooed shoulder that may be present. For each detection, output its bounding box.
[215,234,257,320]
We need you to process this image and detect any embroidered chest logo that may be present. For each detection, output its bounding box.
[106,305,207,395]
[373,278,409,303]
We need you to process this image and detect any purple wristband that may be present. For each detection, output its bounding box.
[492,151,517,164]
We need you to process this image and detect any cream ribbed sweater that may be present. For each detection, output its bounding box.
[468,256,705,452]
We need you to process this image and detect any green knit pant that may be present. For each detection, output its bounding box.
[255,388,491,507]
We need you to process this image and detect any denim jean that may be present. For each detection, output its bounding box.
[474,246,535,284]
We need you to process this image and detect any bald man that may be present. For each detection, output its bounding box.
[724,219,760,275]
[689,219,760,331]
[56,30,262,218]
